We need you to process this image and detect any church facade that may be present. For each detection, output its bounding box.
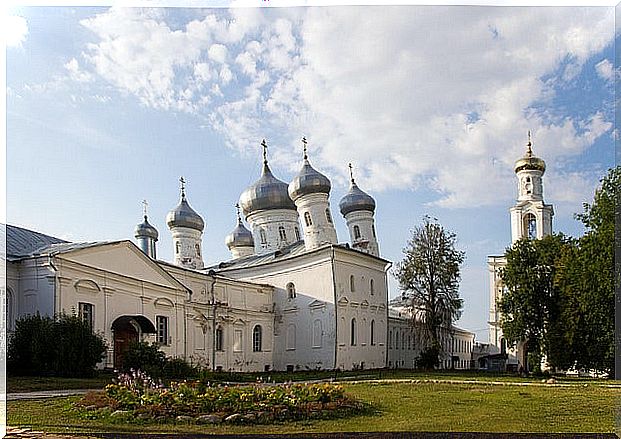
[5,139,474,372]
[487,134,554,371]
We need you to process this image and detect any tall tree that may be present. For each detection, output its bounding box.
[394,216,465,367]
[498,234,570,371]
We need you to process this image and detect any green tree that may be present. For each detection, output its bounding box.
[498,234,570,371]
[394,217,465,367]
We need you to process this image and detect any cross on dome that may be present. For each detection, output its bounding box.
[526,130,533,156]
[179,176,186,198]
[348,163,355,183]
[302,136,308,160]
[142,199,149,218]
[261,139,268,164]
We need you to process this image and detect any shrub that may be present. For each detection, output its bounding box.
[8,313,107,377]
[121,341,166,378]
[163,357,199,379]
[416,346,441,370]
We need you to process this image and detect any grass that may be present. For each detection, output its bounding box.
[8,380,621,434]
[8,372,116,393]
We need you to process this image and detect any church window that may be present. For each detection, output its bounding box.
[215,326,224,351]
[304,212,312,227]
[395,331,399,350]
[408,335,411,350]
[195,243,201,257]
[234,329,243,352]
[78,302,94,329]
[353,225,361,240]
[370,320,375,345]
[325,208,333,224]
[350,275,355,292]
[175,242,181,254]
[253,325,263,352]
[402,332,406,350]
[524,213,537,239]
[157,316,169,345]
[350,318,357,346]
[389,330,393,348]
[278,226,287,242]
[370,279,375,295]
[286,282,296,299]
[312,319,322,348]
[372,225,376,238]
[260,229,267,245]
[295,227,301,241]
[286,324,296,350]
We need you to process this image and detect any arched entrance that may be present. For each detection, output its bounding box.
[111,315,156,369]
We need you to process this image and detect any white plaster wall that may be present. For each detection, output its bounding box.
[387,317,422,369]
[294,193,338,250]
[247,209,301,255]
[170,226,204,269]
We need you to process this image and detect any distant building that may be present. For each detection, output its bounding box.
[487,133,554,372]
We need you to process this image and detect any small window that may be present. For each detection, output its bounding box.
[389,330,393,348]
[353,225,361,240]
[286,282,296,299]
[372,224,376,239]
[175,242,181,254]
[215,326,224,351]
[370,320,375,346]
[395,331,399,350]
[408,335,411,350]
[370,279,374,295]
[234,329,243,352]
[295,227,301,241]
[253,325,263,352]
[402,332,406,350]
[78,302,94,328]
[157,316,169,345]
[350,318,357,346]
[350,275,355,292]
[304,212,312,227]
[278,226,287,242]
[260,229,267,245]
[312,319,323,348]
[325,208,333,224]
[195,243,201,257]
[286,324,296,350]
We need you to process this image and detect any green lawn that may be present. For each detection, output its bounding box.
[8,372,116,393]
[8,381,620,434]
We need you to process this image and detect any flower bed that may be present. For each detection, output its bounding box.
[75,370,365,424]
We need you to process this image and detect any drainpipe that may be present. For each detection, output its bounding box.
[208,270,217,372]
[330,247,338,370]
[383,261,392,369]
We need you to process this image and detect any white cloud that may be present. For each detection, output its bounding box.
[75,6,614,210]
[5,15,28,48]
[64,58,92,82]
[595,58,614,81]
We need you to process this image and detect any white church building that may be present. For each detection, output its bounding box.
[486,134,554,372]
[5,139,475,372]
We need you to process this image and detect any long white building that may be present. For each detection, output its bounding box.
[5,139,474,372]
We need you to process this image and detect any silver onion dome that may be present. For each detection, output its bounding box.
[225,205,254,249]
[239,140,296,216]
[339,164,376,216]
[135,215,159,240]
[166,178,205,231]
[288,138,331,201]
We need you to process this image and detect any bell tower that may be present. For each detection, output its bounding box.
[509,132,554,243]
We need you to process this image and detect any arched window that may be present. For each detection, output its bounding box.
[304,212,312,227]
[260,229,267,245]
[395,331,400,350]
[253,325,263,352]
[313,319,322,348]
[175,242,181,254]
[372,224,376,239]
[500,338,507,355]
[350,275,355,292]
[389,330,393,348]
[370,279,374,295]
[195,243,201,257]
[370,320,375,346]
[408,335,411,350]
[353,225,361,240]
[402,332,406,350]
[325,208,333,224]
[286,282,296,299]
[215,326,224,351]
[350,318,357,346]
[278,226,287,242]
[523,213,537,239]
[294,227,301,241]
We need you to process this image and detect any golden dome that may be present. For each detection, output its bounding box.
[514,132,546,174]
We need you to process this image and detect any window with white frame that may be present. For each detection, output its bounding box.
[278,226,287,242]
[304,211,312,227]
[156,315,169,345]
[350,318,357,346]
[253,325,262,352]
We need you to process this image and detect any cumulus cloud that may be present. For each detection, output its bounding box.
[74,6,614,210]
[595,58,614,81]
[5,15,28,48]
[64,58,92,82]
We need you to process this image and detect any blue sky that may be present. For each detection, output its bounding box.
[5,5,616,341]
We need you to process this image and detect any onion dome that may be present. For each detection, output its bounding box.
[225,204,255,249]
[135,215,159,240]
[339,163,376,216]
[239,139,296,216]
[288,137,331,201]
[166,177,205,231]
[514,131,546,174]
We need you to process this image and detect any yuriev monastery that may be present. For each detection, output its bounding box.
[5,139,484,372]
